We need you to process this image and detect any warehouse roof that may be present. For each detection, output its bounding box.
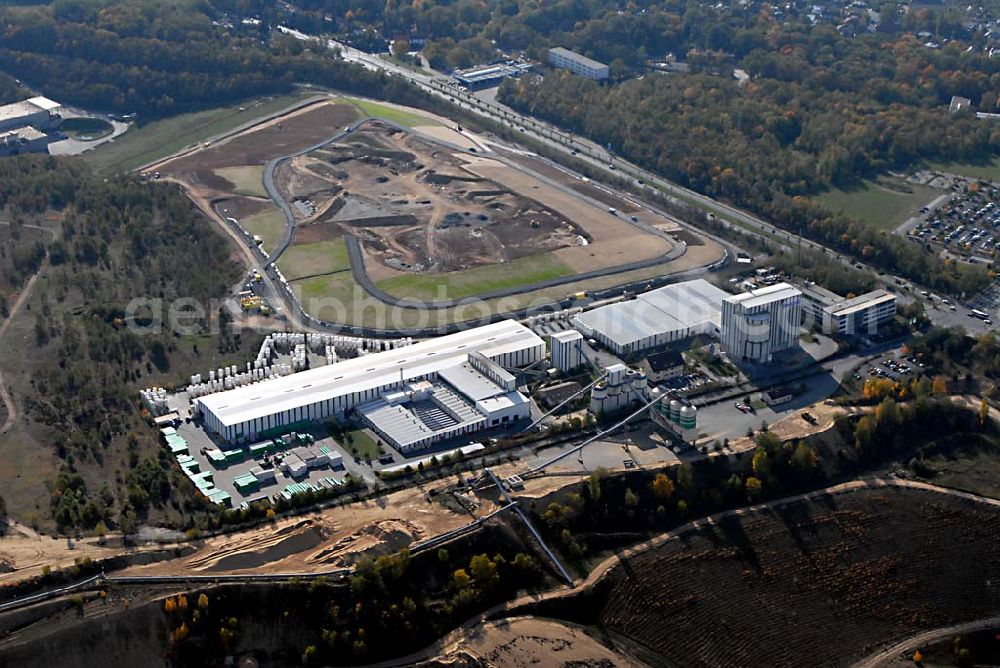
[0,126,47,142]
[196,320,542,428]
[0,96,60,123]
[573,279,728,350]
[438,362,506,402]
[475,391,529,414]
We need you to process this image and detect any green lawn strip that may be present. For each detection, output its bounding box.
[343,429,383,460]
[376,254,573,301]
[926,158,1000,182]
[241,207,287,253]
[278,239,351,281]
[347,97,440,128]
[215,166,267,197]
[814,178,940,230]
[85,92,313,173]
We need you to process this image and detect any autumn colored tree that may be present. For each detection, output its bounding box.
[651,473,675,501]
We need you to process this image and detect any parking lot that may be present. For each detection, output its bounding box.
[850,349,930,384]
[909,180,1000,262]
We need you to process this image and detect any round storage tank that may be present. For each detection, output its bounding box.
[669,399,682,424]
[679,405,697,430]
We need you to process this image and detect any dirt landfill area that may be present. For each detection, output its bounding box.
[419,617,641,667]
[123,484,490,576]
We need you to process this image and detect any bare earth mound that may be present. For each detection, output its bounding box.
[422,617,641,668]
[284,120,597,275]
[531,486,1000,667]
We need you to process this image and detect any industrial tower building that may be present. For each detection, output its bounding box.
[720,283,802,363]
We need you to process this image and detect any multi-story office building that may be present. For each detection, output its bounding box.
[547,47,610,80]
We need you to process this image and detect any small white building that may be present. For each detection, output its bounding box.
[0,96,62,133]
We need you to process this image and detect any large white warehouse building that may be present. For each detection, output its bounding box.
[0,96,61,133]
[720,283,802,363]
[195,320,545,443]
[572,279,730,355]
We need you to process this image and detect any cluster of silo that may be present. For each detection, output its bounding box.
[323,344,338,365]
[270,331,307,352]
[140,387,169,416]
[653,396,698,444]
[291,343,308,371]
[589,364,649,415]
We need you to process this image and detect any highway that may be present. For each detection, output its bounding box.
[282,28,1000,328]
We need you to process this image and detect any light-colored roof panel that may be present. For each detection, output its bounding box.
[572,279,727,348]
[438,363,505,402]
[27,96,60,111]
[725,282,801,309]
[197,320,542,427]
[826,290,896,317]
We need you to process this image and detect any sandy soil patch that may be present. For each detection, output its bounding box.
[123,484,490,576]
[0,522,162,586]
[413,124,485,152]
[424,617,641,667]
[290,121,586,275]
[460,156,672,271]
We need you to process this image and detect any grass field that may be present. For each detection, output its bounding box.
[278,239,350,281]
[215,166,266,197]
[348,98,439,128]
[240,207,287,253]
[292,272,360,308]
[376,253,574,301]
[926,158,1000,181]
[84,92,314,173]
[814,178,941,229]
[343,429,383,460]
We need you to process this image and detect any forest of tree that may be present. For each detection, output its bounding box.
[1,1,996,291]
[0,0,429,117]
[498,27,1000,292]
[0,156,246,531]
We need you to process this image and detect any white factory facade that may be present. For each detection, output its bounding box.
[195,320,544,446]
[0,96,62,156]
[720,283,802,363]
[572,279,729,356]
[798,283,897,336]
[547,47,610,80]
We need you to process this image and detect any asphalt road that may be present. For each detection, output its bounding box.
[294,28,1000,331]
